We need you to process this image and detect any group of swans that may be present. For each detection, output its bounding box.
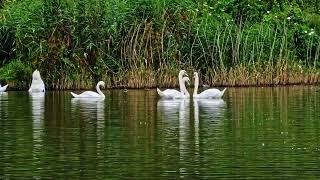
[157,70,190,99]
[0,69,106,99]
[1,69,226,100]
[30,69,225,100]
[157,70,226,99]
[1,69,45,93]
[27,70,105,99]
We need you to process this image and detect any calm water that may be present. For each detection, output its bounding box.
[1,86,320,179]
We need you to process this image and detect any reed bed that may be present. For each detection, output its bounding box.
[0,0,319,89]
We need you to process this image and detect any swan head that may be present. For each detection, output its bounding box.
[32,69,42,80]
[97,81,105,88]
[183,77,190,85]
[179,70,188,77]
[193,72,199,78]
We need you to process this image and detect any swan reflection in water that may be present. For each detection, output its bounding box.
[157,99,190,121]
[30,92,45,131]
[71,98,105,123]
[0,92,8,101]
[193,98,226,150]
[0,92,8,97]
[30,92,45,155]
[0,92,8,116]
[158,98,226,175]
[193,98,226,120]
[30,92,45,123]
[71,98,105,149]
[157,99,190,168]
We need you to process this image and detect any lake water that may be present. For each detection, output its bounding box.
[0,86,320,179]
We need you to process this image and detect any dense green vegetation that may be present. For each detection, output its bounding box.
[0,0,319,89]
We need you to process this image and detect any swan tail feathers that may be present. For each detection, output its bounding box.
[0,84,8,92]
[70,92,79,98]
[157,88,165,97]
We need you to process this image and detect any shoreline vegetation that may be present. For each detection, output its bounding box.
[0,0,319,89]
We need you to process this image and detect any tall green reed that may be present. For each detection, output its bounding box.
[0,0,319,88]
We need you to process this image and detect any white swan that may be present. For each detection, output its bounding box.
[29,69,45,93]
[157,70,190,99]
[193,72,226,99]
[71,81,105,99]
[0,84,8,92]
[157,76,190,99]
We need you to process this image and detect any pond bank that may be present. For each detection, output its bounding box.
[3,61,320,90]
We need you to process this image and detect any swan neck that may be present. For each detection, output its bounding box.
[194,75,199,96]
[96,83,105,97]
[178,71,184,81]
[181,80,190,97]
[178,72,189,97]
[178,74,184,93]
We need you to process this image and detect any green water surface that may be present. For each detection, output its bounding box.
[0,86,320,179]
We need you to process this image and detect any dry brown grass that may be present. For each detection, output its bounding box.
[202,60,320,87]
[85,60,320,89]
[33,61,320,90]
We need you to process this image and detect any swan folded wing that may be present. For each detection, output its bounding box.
[197,89,223,98]
[158,89,184,99]
[71,91,101,98]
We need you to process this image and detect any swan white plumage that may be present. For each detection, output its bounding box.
[29,70,45,93]
[71,81,105,99]
[193,72,226,99]
[157,76,190,99]
[157,70,189,99]
[0,84,8,92]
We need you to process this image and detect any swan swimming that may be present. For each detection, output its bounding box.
[0,84,8,92]
[157,70,190,99]
[157,73,190,99]
[71,81,105,99]
[29,70,45,93]
[193,72,226,99]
